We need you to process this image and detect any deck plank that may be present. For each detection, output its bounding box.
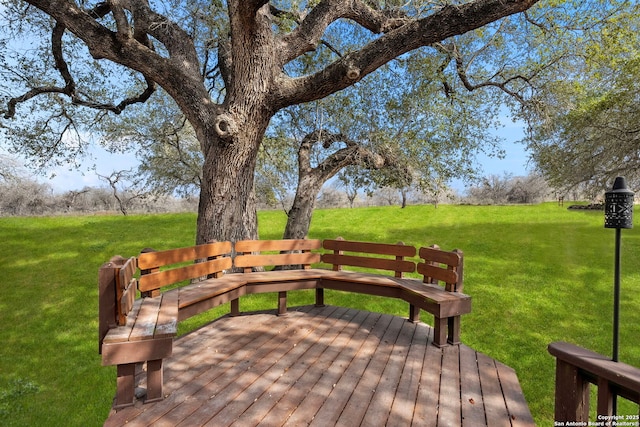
[412,328,442,426]
[438,344,462,426]
[359,315,415,426]
[104,305,534,427]
[283,309,387,426]
[327,314,402,426]
[459,343,488,426]
[478,352,512,427]
[228,307,356,427]
[388,320,429,427]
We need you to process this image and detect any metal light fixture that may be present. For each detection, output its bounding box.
[604,177,634,364]
[604,177,634,415]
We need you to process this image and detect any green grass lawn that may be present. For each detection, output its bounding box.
[1,203,639,426]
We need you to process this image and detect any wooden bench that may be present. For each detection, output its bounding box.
[319,238,470,346]
[98,256,177,409]
[99,238,471,407]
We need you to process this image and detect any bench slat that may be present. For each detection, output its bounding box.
[323,239,416,257]
[118,257,137,289]
[155,292,179,339]
[417,263,458,285]
[235,239,322,252]
[178,276,248,309]
[137,241,232,269]
[120,278,137,316]
[319,270,406,288]
[116,257,137,324]
[235,252,321,269]
[322,253,415,274]
[418,246,461,267]
[129,297,161,341]
[138,257,233,292]
[103,299,143,343]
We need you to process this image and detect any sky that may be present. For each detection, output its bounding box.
[15,114,531,195]
[42,146,140,193]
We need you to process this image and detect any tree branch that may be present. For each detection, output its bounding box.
[274,0,540,107]
[279,0,409,64]
[298,129,388,184]
[4,18,156,119]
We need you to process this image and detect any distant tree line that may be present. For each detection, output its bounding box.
[0,164,561,217]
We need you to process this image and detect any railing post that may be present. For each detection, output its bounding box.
[554,358,590,423]
[597,377,614,419]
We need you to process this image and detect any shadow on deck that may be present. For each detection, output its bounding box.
[105,305,534,426]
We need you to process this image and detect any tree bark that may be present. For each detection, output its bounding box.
[282,130,388,239]
[195,116,270,245]
[283,175,323,239]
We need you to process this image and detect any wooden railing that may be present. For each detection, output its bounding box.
[548,341,640,424]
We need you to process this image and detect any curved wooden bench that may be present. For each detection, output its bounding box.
[99,238,471,408]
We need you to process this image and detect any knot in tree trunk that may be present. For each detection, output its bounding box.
[214,113,239,140]
[346,65,361,80]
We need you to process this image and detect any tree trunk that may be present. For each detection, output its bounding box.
[196,118,269,245]
[283,175,323,240]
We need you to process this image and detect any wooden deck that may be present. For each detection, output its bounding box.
[104,305,534,426]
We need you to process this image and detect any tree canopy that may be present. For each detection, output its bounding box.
[525,4,640,196]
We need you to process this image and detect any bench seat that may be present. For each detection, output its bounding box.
[176,275,247,321]
[101,292,178,408]
[398,278,472,318]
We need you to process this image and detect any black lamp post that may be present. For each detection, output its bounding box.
[604,176,634,365]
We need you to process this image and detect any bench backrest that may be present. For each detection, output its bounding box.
[417,245,463,292]
[234,239,322,272]
[98,256,138,352]
[137,241,233,296]
[321,238,416,278]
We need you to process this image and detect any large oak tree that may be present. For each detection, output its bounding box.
[1,0,539,243]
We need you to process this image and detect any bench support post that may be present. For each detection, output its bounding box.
[115,363,136,408]
[408,304,420,323]
[277,291,288,316]
[230,298,240,316]
[433,317,448,347]
[315,288,325,307]
[448,316,461,345]
[146,359,164,403]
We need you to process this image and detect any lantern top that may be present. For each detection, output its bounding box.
[605,177,634,229]
[610,177,634,194]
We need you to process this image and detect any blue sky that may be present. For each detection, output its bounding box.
[22,112,531,194]
[39,147,139,192]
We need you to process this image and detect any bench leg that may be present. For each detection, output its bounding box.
[145,359,164,403]
[408,304,420,323]
[433,317,448,347]
[277,291,288,316]
[114,363,136,408]
[315,288,325,307]
[230,298,240,316]
[447,316,461,345]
